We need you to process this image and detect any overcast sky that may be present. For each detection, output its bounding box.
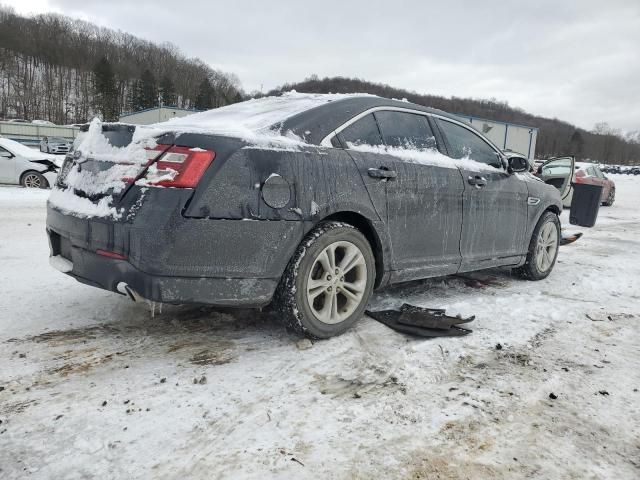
[4,0,639,132]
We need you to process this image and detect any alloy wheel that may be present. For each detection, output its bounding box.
[536,222,558,272]
[23,174,42,188]
[306,241,367,325]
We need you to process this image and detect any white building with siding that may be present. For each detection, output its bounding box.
[118,107,201,125]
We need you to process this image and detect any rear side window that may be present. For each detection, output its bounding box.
[437,119,501,167]
[375,111,437,150]
[338,114,383,147]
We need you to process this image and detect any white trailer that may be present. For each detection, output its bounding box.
[119,107,200,125]
[0,122,79,148]
[457,115,538,160]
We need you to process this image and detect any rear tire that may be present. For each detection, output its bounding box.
[21,171,48,189]
[514,211,560,280]
[275,221,375,339]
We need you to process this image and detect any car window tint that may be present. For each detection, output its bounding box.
[339,114,383,147]
[437,119,501,167]
[0,146,11,157]
[375,111,437,150]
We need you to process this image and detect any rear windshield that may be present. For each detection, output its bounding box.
[155,92,362,135]
[75,125,135,149]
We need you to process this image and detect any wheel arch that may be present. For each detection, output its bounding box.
[317,211,387,288]
[20,169,49,188]
[544,204,561,216]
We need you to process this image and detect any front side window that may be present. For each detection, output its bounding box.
[338,114,383,147]
[437,119,501,167]
[375,111,437,150]
[0,146,12,158]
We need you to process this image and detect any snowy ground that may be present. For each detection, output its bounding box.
[0,175,639,479]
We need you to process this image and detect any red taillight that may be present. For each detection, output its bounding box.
[574,170,585,183]
[143,145,215,188]
[96,249,127,260]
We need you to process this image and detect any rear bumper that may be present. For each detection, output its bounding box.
[49,247,278,306]
[46,193,304,306]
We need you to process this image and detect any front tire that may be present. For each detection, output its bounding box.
[21,171,49,189]
[514,211,560,280]
[275,221,375,339]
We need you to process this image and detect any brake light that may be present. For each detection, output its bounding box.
[144,145,215,188]
[574,170,585,183]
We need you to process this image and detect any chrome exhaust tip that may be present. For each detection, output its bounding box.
[116,282,143,302]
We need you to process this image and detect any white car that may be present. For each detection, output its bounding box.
[0,138,61,188]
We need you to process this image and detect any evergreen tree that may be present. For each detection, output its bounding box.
[569,130,585,157]
[159,75,177,106]
[134,69,158,110]
[125,80,139,113]
[92,56,119,121]
[194,77,214,110]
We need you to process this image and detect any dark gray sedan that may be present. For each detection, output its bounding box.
[47,95,566,338]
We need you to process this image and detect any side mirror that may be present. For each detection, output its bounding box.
[508,156,529,173]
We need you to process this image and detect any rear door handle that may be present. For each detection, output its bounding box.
[467,175,487,188]
[368,167,397,180]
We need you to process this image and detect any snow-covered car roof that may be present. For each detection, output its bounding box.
[143,91,464,147]
[0,137,52,160]
[154,91,367,135]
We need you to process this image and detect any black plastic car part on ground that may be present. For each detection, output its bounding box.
[47,95,565,338]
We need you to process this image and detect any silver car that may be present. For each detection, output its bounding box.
[40,136,72,155]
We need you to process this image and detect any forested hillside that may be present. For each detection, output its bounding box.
[270,76,640,164]
[0,7,243,124]
[1,7,637,164]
